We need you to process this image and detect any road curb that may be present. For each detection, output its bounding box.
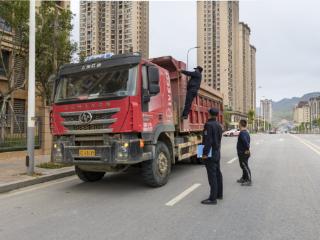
[0,168,75,194]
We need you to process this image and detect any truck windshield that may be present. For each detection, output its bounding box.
[55,65,138,103]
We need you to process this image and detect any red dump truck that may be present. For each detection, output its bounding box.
[51,54,223,187]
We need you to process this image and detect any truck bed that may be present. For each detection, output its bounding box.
[150,56,224,133]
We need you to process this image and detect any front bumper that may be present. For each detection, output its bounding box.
[52,138,152,165]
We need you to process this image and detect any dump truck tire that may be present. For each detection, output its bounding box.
[142,141,171,187]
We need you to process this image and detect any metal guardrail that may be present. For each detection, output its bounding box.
[0,114,41,152]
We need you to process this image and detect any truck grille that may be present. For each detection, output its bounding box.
[62,112,114,122]
[60,108,120,135]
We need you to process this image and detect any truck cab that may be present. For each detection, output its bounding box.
[52,54,174,186]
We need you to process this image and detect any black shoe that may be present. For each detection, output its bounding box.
[217,196,223,200]
[182,115,188,120]
[241,180,252,186]
[237,178,245,183]
[201,199,217,205]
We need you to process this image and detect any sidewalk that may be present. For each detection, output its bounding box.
[0,154,74,193]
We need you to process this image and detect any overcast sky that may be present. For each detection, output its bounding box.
[71,0,320,102]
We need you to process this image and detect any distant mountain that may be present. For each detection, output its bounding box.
[271,92,320,124]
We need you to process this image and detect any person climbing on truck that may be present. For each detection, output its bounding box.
[180,66,203,119]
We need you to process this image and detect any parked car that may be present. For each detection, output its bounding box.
[289,130,298,134]
[223,129,240,137]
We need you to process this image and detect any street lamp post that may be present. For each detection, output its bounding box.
[261,96,266,133]
[27,0,36,175]
[186,46,200,71]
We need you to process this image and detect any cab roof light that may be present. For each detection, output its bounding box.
[84,52,114,62]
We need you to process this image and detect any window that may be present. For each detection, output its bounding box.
[0,50,10,77]
[14,55,25,88]
[0,17,12,32]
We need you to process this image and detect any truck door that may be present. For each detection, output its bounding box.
[141,65,162,132]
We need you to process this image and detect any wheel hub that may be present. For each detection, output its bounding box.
[158,152,168,175]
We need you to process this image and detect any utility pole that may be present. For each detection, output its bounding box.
[27,0,36,175]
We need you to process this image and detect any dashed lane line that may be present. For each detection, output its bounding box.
[227,157,238,164]
[165,183,201,207]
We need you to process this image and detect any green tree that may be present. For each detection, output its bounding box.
[0,1,29,110]
[299,122,305,133]
[223,110,231,130]
[0,1,29,140]
[36,1,77,105]
[247,109,255,132]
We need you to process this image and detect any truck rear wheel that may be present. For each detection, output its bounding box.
[75,166,105,182]
[142,141,171,187]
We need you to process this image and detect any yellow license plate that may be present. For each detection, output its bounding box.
[79,149,96,157]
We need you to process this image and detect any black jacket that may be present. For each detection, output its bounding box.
[202,118,223,156]
[237,130,250,154]
[181,69,202,91]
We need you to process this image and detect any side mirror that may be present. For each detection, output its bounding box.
[147,65,159,85]
[149,84,160,95]
[147,65,160,95]
[48,74,57,103]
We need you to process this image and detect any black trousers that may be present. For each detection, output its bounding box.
[182,89,197,117]
[238,153,251,181]
[205,151,223,200]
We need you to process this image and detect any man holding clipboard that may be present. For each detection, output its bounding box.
[199,108,223,205]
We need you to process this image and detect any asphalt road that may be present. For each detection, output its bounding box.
[1,134,320,240]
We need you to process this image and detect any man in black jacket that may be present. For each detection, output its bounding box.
[180,66,203,119]
[237,119,252,186]
[201,108,223,205]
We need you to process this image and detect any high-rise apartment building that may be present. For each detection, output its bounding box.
[238,22,252,114]
[309,97,320,123]
[260,99,272,124]
[293,101,310,124]
[80,1,149,58]
[250,45,256,112]
[197,1,239,110]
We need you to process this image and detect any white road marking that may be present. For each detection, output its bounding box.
[301,139,320,151]
[0,176,77,200]
[291,135,320,156]
[165,183,201,207]
[227,157,238,164]
[279,138,284,142]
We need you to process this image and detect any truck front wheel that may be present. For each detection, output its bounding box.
[142,141,171,187]
[75,166,105,182]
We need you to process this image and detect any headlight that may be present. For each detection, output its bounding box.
[117,142,129,158]
[53,142,63,161]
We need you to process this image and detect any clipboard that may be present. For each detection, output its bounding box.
[197,145,212,158]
